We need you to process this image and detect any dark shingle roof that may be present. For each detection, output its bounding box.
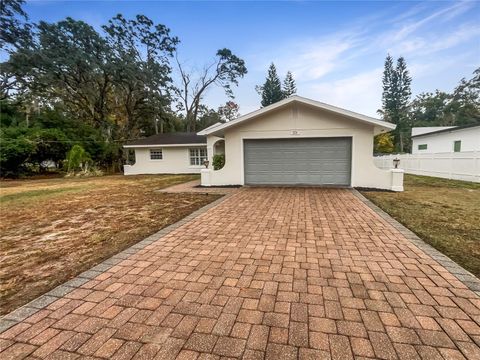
[125,132,206,147]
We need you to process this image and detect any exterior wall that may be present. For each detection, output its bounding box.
[124,146,206,175]
[412,127,480,154]
[374,152,480,182]
[205,103,396,190]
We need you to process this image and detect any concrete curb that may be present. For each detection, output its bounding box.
[352,189,480,297]
[0,192,233,334]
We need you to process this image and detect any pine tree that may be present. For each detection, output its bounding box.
[259,63,284,107]
[380,54,412,152]
[282,71,297,97]
[381,54,394,115]
[394,57,412,152]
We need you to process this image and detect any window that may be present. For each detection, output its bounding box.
[150,149,163,160]
[126,149,136,164]
[189,148,207,166]
[418,144,428,150]
[454,140,461,152]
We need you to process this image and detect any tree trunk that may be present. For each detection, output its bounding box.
[186,111,193,132]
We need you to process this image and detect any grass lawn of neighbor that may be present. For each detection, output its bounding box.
[0,174,221,315]
[361,174,480,278]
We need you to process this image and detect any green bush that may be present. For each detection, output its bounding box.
[212,154,225,170]
[0,127,36,177]
[65,144,91,173]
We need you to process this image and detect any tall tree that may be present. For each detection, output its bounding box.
[8,18,114,134]
[409,91,453,126]
[282,71,297,97]
[410,68,480,127]
[0,0,32,99]
[0,0,31,51]
[175,49,247,132]
[380,55,412,152]
[450,67,480,124]
[381,54,394,115]
[6,14,177,140]
[258,63,284,107]
[102,14,178,137]
[195,105,222,131]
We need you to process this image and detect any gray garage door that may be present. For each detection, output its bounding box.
[244,138,352,186]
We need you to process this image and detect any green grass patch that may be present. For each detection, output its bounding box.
[0,186,91,204]
[361,174,480,278]
[404,174,480,190]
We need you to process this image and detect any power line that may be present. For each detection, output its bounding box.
[0,139,138,143]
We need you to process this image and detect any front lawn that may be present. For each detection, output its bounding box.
[361,175,480,277]
[0,174,221,315]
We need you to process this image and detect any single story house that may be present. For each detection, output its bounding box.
[411,124,480,154]
[124,96,404,191]
[124,132,207,175]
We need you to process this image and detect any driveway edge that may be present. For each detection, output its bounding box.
[0,192,232,334]
[352,189,480,297]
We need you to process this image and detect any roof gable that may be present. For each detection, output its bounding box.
[198,96,395,136]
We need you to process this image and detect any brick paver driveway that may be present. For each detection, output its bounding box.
[1,188,480,359]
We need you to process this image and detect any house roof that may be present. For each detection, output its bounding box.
[411,126,456,137]
[411,123,480,138]
[198,95,396,136]
[124,132,206,148]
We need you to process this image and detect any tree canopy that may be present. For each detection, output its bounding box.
[410,69,480,127]
[378,54,479,153]
[380,55,412,152]
[257,64,297,107]
[259,63,284,107]
[175,49,247,131]
[282,71,297,97]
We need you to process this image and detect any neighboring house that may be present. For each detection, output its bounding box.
[124,96,404,190]
[412,124,480,154]
[123,133,207,175]
[374,124,480,182]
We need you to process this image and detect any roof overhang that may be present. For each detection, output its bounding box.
[198,95,396,136]
[123,143,207,149]
[411,124,479,138]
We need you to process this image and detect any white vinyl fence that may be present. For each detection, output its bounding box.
[374,151,480,182]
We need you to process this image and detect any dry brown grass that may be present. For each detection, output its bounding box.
[361,174,480,278]
[0,174,221,315]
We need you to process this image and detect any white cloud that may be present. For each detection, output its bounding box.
[204,1,479,117]
[389,1,474,42]
[277,36,357,81]
[386,22,480,57]
[304,68,383,117]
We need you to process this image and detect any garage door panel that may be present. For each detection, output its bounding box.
[244,138,351,186]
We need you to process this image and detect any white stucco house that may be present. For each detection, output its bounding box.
[411,125,480,154]
[124,96,404,191]
[124,133,207,175]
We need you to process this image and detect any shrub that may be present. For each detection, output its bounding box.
[212,154,225,170]
[65,145,91,174]
[0,127,36,177]
[374,132,395,154]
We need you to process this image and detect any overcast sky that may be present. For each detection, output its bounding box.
[25,0,480,117]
